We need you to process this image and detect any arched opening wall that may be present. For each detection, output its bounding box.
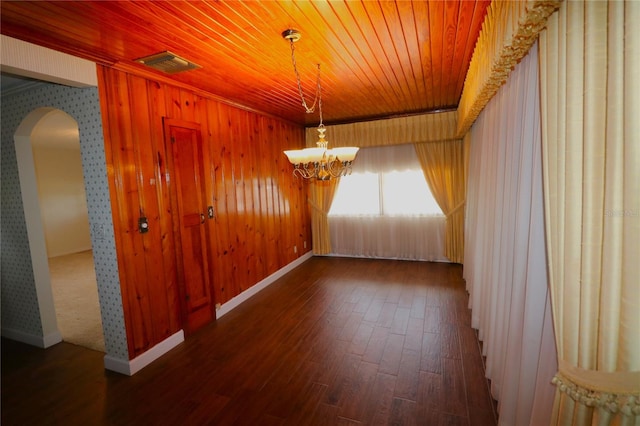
[1,83,128,362]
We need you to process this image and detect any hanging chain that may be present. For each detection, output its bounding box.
[289,39,321,116]
[317,62,323,126]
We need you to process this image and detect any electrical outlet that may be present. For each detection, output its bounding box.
[304,241,307,248]
[294,245,298,254]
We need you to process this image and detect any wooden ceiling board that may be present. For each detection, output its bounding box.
[442,0,461,107]
[427,1,445,108]
[371,1,420,112]
[308,1,399,118]
[121,1,311,121]
[455,2,487,106]
[396,1,428,109]
[0,0,491,126]
[411,1,435,111]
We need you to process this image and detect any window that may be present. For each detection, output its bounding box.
[328,172,379,215]
[327,144,447,261]
[329,169,443,217]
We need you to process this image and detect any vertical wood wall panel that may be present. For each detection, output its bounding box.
[129,74,175,347]
[146,79,182,336]
[98,66,311,357]
[99,68,153,355]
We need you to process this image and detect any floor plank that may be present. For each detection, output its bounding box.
[1,256,497,425]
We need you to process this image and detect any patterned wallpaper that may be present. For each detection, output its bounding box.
[1,83,128,360]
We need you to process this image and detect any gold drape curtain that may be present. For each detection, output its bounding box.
[539,1,640,423]
[309,180,338,255]
[415,139,466,264]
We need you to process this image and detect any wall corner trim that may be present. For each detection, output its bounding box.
[1,327,62,348]
[104,330,184,376]
[216,252,314,318]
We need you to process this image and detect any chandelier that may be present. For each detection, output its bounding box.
[281,29,359,181]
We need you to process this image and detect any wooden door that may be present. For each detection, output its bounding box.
[163,118,213,333]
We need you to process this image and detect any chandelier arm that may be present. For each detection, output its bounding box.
[327,159,346,178]
[292,167,307,179]
[289,159,353,180]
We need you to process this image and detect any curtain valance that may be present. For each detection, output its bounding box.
[348,143,422,174]
[456,0,560,137]
[305,111,458,148]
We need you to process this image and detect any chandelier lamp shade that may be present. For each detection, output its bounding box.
[281,29,359,181]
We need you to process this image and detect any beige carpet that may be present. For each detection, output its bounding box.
[49,250,105,352]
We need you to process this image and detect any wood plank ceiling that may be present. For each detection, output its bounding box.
[0,0,490,126]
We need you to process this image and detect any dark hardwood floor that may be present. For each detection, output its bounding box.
[1,256,497,425]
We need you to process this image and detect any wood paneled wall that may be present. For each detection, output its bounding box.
[97,66,311,358]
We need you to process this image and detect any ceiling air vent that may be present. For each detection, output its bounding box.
[135,51,200,74]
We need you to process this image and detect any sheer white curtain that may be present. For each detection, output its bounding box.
[464,43,558,425]
[329,143,447,262]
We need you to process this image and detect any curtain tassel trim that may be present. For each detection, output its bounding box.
[552,371,640,416]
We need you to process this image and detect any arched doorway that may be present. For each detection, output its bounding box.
[14,107,104,352]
